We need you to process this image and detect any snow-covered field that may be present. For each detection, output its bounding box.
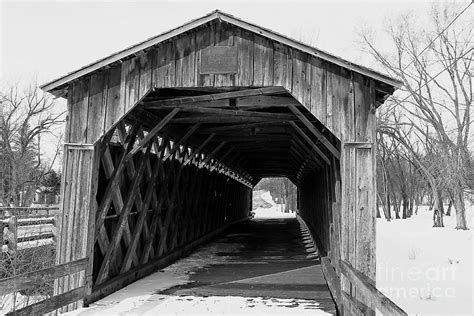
[377,202,473,315]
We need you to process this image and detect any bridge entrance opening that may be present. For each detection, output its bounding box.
[85,86,342,304]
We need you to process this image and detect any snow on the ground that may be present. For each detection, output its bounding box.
[67,295,329,316]
[253,191,295,219]
[0,293,46,314]
[377,201,473,315]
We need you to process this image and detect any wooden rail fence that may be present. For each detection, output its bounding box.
[0,207,59,218]
[0,258,88,315]
[1,208,59,253]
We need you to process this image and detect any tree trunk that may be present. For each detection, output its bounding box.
[392,194,400,219]
[377,192,390,221]
[401,191,409,219]
[453,188,468,230]
[386,193,391,219]
[428,191,433,210]
[432,189,444,227]
[446,199,453,216]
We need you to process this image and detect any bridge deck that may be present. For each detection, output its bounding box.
[69,217,336,315]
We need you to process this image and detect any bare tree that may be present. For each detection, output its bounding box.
[0,84,64,206]
[361,3,472,229]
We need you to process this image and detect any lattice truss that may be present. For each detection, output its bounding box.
[92,117,251,286]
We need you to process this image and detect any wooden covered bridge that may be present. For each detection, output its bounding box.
[40,10,404,315]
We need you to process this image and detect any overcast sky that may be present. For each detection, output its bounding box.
[1,0,440,85]
[0,0,467,168]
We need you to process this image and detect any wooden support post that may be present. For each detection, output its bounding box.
[52,214,59,245]
[6,216,17,254]
[55,143,100,312]
[0,209,4,251]
[340,74,376,314]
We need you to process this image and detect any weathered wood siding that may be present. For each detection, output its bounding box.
[55,144,99,312]
[298,71,377,302]
[65,20,366,144]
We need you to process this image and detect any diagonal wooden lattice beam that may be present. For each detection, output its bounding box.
[95,124,140,237]
[96,146,141,270]
[288,104,340,159]
[290,121,330,165]
[199,141,227,168]
[127,108,180,159]
[157,162,184,256]
[96,142,153,284]
[140,138,170,264]
[183,133,216,166]
[119,125,158,261]
[162,123,201,161]
[291,138,322,168]
[120,144,164,273]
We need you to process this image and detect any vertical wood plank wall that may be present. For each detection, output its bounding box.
[65,20,355,144]
[57,19,378,310]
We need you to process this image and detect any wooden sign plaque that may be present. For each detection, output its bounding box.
[200,46,238,74]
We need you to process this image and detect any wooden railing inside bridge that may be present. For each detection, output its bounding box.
[321,257,408,315]
[297,214,407,315]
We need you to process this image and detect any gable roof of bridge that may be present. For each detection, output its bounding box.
[40,9,402,96]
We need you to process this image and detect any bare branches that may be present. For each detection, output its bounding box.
[0,83,65,206]
[363,3,472,229]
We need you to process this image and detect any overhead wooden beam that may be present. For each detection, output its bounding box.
[143,87,287,107]
[290,121,330,165]
[171,116,287,124]
[213,135,291,142]
[288,104,340,158]
[145,95,299,110]
[127,108,180,159]
[163,107,295,120]
[199,121,288,133]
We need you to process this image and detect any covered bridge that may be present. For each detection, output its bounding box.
[41,10,401,314]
